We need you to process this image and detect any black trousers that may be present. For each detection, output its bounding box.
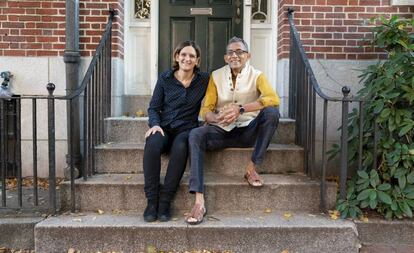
[143,129,190,202]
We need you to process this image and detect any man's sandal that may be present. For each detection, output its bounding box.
[244,170,264,187]
[185,203,206,225]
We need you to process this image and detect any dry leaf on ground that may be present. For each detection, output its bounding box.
[97,209,104,215]
[283,212,292,219]
[264,208,272,213]
[328,210,340,220]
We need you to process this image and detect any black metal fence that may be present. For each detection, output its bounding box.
[0,10,114,214]
[287,8,377,210]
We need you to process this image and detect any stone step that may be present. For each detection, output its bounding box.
[60,173,337,213]
[0,217,44,249]
[35,211,359,253]
[95,143,304,175]
[105,117,296,145]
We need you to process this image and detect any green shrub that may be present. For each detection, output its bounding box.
[334,16,414,219]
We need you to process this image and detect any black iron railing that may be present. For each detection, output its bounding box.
[287,9,377,210]
[0,10,114,214]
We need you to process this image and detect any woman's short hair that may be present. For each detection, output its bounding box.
[172,40,201,70]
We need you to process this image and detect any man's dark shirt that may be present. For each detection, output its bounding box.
[148,69,209,132]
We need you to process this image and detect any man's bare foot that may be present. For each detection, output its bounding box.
[244,162,264,187]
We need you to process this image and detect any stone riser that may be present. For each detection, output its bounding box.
[95,143,304,175]
[105,117,296,145]
[60,174,336,213]
[35,213,359,253]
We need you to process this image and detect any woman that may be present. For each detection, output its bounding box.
[143,41,209,222]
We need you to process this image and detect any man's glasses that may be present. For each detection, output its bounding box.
[226,50,247,56]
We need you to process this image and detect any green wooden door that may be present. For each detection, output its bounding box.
[159,0,243,73]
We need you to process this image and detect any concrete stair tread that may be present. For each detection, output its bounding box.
[37,211,355,229]
[104,117,296,145]
[65,173,323,186]
[60,173,337,213]
[35,211,359,253]
[95,142,304,174]
[96,142,302,151]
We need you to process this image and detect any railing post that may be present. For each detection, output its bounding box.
[321,99,328,211]
[0,98,6,207]
[340,86,351,200]
[47,83,57,214]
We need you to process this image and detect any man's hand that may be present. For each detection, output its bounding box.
[145,126,165,138]
[218,104,240,126]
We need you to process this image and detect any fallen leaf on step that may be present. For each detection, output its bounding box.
[67,248,76,253]
[97,209,104,215]
[92,216,97,220]
[281,250,289,253]
[264,208,272,213]
[328,210,340,220]
[72,218,82,222]
[283,212,292,219]
[308,214,316,217]
[125,176,132,181]
[172,217,179,221]
[136,110,145,117]
[112,209,123,214]
[146,245,157,253]
[360,215,369,223]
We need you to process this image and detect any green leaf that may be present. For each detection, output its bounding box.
[369,190,377,201]
[391,201,398,211]
[407,172,414,184]
[401,201,413,217]
[407,199,414,208]
[398,175,407,189]
[357,170,369,179]
[379,108,391,118]
[357,189,373,201]
[369,198,378,209]
[377,183,391,191]
[399,124,413,137]
[378,191,392,205]
[406,192,414,199]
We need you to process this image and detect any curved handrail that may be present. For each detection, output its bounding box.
[65,9,116,100]
[287,8,363,102]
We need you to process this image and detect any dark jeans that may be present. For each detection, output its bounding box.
[188,107,280,193]
[143,129,190,201]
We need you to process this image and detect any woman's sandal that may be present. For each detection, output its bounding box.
[185,203,206,225]
[244,169,264,187]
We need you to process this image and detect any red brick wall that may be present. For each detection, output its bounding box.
[0,0,124,58]
[278,0,414,60]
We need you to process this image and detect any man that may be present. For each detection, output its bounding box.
[185,37,280,225]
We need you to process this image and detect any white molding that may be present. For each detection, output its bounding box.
[243,2,252,48]
[150,0,159,93]
[391,0,414,5]
[272,0,282,115]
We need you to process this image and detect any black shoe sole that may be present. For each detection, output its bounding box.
[158,215,171,222]
[143,216,157,222]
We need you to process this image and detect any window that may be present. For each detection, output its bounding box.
[251,0,270,24]
[135,0,151,20]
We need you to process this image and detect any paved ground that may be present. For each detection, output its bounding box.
[360,245,414,253]
[0,187,50,217]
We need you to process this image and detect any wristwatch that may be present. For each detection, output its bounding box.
[239,104,245,115]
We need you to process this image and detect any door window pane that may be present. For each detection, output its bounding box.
[135,0,151,19]
[251,0,268,23]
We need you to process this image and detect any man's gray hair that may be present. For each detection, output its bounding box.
[227,36,249,52]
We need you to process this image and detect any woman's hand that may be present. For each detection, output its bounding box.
[145,126,165,138]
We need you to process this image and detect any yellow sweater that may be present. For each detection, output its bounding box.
[200,64,280,131]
